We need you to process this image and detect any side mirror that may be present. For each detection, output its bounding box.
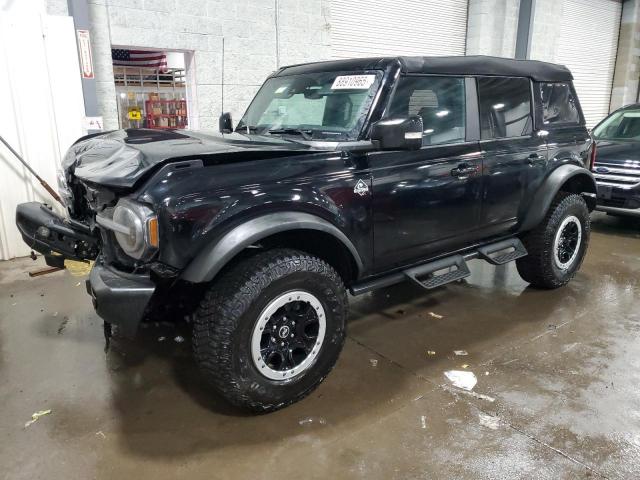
[219,112,233,134]
[370,116,423,150]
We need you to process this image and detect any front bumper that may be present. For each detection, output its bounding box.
[86,263,156,337]
[595,183,640,217]
[15,202,98,262]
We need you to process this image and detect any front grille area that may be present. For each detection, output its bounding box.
[593,160,640,188]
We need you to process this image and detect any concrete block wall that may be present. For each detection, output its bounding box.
[84,0,331,131]
[465,0,520,57]
[611,0,640,110]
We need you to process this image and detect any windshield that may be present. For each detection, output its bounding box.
[593,109,640,141]
[236,71,383,141]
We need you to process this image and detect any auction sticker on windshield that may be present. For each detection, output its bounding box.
[331,75,376,90]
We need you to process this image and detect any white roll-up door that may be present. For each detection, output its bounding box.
[555,0,621,126]
[330,0,468,59]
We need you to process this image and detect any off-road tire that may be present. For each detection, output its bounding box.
[193,248,348,413]
[516,192,590,289]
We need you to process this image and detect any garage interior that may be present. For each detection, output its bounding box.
[1,0,640,478]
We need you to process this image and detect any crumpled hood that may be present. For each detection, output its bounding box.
[64,128,321,188]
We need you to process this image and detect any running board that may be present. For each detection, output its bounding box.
[350,237,530,295]
[404,255,471,290]
[476,238,527,265]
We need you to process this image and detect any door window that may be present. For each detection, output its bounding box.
[540,82,580,125]
[387,76,466,146]
[477,77,532,139]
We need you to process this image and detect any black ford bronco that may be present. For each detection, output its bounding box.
[16,56,597,412]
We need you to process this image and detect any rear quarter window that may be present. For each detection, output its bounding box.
[540,82,581,125]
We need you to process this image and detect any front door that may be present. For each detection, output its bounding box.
[476,76,547,233]
[369,75,483,272]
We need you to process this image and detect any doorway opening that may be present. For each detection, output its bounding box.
[111,49,191,130]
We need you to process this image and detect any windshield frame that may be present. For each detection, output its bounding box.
[236,70,385,142]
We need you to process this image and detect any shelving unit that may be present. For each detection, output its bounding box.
[145,99,188,130]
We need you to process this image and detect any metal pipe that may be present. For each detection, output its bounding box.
[0,134,63,205]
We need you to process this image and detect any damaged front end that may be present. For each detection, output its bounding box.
[15,136,165,337]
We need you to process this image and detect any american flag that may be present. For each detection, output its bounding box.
[111,49,168,72]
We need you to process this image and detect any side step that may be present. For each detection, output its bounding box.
[350,237,530,296]
[404,255,471,290]
[477,238,527,265]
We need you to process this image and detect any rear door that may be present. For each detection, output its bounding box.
[477,76,547,234]
[369,75,483,272]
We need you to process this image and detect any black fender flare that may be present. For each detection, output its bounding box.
[180,211,364,283]
[520,164,597,232]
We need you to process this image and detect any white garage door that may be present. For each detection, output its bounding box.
[330,0,468,59]
[555,0,622,126]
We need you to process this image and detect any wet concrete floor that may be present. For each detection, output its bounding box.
[1,212,639,479]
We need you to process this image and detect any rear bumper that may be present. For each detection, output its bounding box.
[86,263,155,337]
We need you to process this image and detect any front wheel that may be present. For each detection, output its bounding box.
[193,249,348,412]
[517,192,590,289]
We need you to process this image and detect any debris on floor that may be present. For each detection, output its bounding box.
[461,364,469,369]
[427,350,436,356]
[24,409,52,428]
[428,312,443,319]
[444,370,477,391]
[369,358,378,367]
[299,416,327,426]
[57,318,68,335]
[64,260,93,277]
[158,336,166,342]
[174,336,185,343]
[453,350,468,356]
[96,431,106,439]
[420,415,427,429]
[478,413,500,430]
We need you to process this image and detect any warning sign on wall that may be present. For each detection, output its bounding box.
[76,29,94,79]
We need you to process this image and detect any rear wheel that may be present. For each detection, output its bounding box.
[193,248,347,412]
[517,193,590,289]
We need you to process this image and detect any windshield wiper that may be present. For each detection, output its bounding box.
[235,125,261,134]
[267,128,313,141]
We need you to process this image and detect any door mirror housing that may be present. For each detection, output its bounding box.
[370,116,423,150]
[219,112,233,134]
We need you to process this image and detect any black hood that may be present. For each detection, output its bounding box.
[64,129,324,188]
[594,139,640,166]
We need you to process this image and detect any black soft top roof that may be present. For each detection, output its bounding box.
[276,55,573,82]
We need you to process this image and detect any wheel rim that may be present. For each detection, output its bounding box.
[553,215,582,270]
[251,290,326,381]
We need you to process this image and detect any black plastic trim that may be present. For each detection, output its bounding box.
[180,212,364,283]
[520,164,596,231]
[87,263,155,337]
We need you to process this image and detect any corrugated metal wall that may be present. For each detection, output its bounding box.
[0,14,85,260]
[330,0,468,59]
[555,0,622,126]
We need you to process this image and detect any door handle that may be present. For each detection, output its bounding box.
[528,153,547,165]
[451,164,477,178]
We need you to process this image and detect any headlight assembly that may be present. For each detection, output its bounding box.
[97,199,159,260]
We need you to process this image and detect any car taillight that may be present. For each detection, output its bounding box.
[589,141,597,170]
